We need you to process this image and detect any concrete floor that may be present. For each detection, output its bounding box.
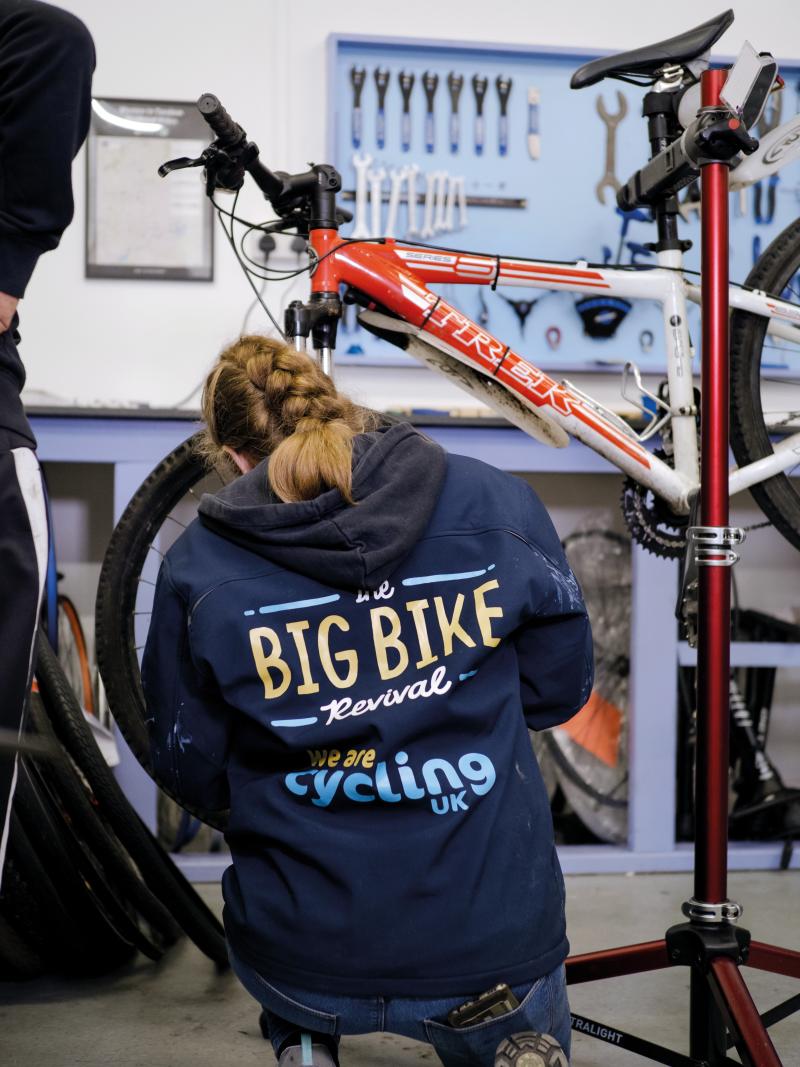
[1,871,799,1066]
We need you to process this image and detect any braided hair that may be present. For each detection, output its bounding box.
[200,335,376,503]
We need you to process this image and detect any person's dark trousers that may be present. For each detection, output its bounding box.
[0,432,47,887]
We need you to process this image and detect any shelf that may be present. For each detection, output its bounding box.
[678,641,800,669]
[173,840,800,882]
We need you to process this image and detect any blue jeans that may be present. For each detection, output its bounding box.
[229,950,571,1066]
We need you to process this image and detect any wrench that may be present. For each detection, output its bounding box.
[472,74,488,155]
[433,170,452,231]
[421,170,437,240]
[433,171,448,232]
[447,72,464,154]
[455,176,468,229]
[351,152,372,238]
[374,68,391,150]
[422,71,439,153]
[385,166,407,238]
[405,163,421,236]
[350,66,366,149]
[398,71,415,152]
[595,91,628,204]
[444,175,456,232]
[496,75,512,157]
[367,166,386,238]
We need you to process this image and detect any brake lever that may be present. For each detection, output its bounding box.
[158,153,206,177]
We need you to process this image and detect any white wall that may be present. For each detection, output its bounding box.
[20,0,800,412]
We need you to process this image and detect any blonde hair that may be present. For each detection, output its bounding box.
[200,335,375,504]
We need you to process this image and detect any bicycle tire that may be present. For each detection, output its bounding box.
[730,216,800,551]
[94,434,230,829]
[8,806,135,976]
[57,593,95,715]
[35,629,229,967]
[26,690,181,948]
[14,761,144,972]
[0,911,44,980]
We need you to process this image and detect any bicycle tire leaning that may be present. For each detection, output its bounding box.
[35,629,229,967]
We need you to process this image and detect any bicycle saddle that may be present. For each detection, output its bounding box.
[570,9,734,89]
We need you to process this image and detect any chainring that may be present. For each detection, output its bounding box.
[621,450,689,558]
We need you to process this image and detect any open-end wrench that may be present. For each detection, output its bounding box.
[421,170,437,239]
[422,71,439,154]
[405,163,421,236]
[496,75,512,156]
[444,175,456,232]
[447,72,464,153]
[351,152,372,239]
[456,176,468,229]
[350,66,366,149]
[433,171,448,232]
[385,166,407,238]
[367,166,386,237]
[595,91,628,204]
[398,70,415,152]
[472,74,488,155]
[374,68,390,150]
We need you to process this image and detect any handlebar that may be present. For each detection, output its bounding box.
[192,92,351,228]
[196,93,245,147]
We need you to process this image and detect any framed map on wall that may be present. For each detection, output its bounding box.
[86,98,213,281]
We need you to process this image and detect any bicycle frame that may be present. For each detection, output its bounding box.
[309,229,800,515]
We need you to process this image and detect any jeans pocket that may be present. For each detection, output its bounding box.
[423,974,556,1067]
[229,954,339,1036]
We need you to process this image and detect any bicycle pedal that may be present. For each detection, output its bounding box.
[494,1031,569,1067]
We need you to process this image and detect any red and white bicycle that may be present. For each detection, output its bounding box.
[96,11,800,815]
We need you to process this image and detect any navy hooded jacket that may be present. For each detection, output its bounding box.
[142,422,593,996]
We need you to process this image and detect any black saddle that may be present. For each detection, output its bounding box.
[571,10,734,89]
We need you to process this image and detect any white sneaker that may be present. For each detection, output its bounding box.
[277,1038,338,1066]
[494,1031,569,1066]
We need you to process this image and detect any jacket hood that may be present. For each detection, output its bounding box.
[197,421,447,591]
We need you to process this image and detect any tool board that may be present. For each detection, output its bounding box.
[327,34,800,379]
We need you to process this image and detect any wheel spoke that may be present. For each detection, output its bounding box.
[164,513,188,529]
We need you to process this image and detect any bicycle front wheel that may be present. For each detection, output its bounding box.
[95,434,232,826]
[731,216,800,550]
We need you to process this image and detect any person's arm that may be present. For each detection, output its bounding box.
[0,1,95,303]
[513,486,594,731]
[141,559,231,812]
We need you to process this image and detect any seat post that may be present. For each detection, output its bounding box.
[642,89,691,254]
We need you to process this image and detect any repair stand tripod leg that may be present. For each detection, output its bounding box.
[563,65,797,1067]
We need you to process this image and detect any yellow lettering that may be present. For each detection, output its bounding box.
[405,598,438,668]
[286,620,320,695]
[343,748,376,768]
[371,606,409,679]
[434,593,476,656]
[473,579,503,647]
[318,615,358,689]
[328,749,341,767]
[249,627,291,699]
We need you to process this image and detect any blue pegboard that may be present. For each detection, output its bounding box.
[327,34,800,379]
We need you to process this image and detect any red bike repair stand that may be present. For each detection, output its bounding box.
[564,68,800,1067]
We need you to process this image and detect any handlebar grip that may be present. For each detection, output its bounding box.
[197,93,245,146]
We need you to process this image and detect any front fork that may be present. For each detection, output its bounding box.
[285,290,342,376]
